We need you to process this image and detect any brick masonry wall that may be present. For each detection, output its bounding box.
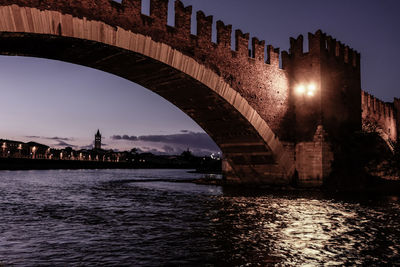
[362,90,397,143]
[394,98,400,141]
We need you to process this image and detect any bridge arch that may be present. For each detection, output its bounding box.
[0,3,294,183]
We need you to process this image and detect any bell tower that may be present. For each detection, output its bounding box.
[94,129,102,150]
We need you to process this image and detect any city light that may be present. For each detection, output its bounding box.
[308,83,316,92]
[295,82,317,97]
[296,85,306,94]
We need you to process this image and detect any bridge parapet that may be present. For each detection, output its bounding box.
[362,90,398,144]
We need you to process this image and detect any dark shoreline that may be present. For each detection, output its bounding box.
[1,158,399,195]
[0,157,204,171]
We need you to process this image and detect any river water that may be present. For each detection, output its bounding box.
[0,169,399,266]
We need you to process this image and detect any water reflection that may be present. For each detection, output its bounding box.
[210,189,400,266]
[0,169,399,265]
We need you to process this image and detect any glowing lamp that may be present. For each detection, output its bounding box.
[308,83,316,92]
[295,82,317,97]
[296,85,306,94]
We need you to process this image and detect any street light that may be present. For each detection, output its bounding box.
[2,142,6,157]
[32,146,37,159]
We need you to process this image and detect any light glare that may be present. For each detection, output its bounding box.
[308,84,316,92]
[296,85,306,94]
[296,82,317,97]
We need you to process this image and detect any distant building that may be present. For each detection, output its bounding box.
[0,139,49,159]
[95,129,102,150]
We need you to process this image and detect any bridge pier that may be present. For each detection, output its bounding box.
[222,125,333,187]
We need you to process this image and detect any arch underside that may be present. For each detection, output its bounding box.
[0,32,290,183]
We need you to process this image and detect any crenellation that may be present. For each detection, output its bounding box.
[371,96,375,111]
[364,91,386,118]
[251,37,265,61]
[336,41,345,61]
[354,51,360,69]
[174,0,191,37]
[312,32,361,70]
[235,29,249,57]
[267,45,279,67]
[348,48,355,66]
[289,35,303,56]
[367,93,371,108]
[395,98,400,140]
[150,0,168,27]
[362,90,398,143]
[351,50,356,67]
[325,36,337,56]
[308,30,325,55]
[362,90,367,107]
[386,104,390,117]
[344,46,350,64]
[216,20,231,48]
[281,51,290,69]
[196,10,212,47]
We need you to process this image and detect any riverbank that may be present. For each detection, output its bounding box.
[1,158,398,194]
[0,157,196,170]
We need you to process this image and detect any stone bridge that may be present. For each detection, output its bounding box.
[362,91,399,150]
[0,0,397,186]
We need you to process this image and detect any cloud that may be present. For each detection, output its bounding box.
[26,135,74,141]
[110,131,220,155]
[162,145,175,154]
[25,135,77,149]
[111,135,138,141]
[138,132,219,150]
[80,144,94,150]
[25,135,41,139]
[47,136,74,141]
[55,140,77,148]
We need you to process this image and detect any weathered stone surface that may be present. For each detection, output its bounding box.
[362,91,398,149]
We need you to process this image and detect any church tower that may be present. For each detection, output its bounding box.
[95,129,102,150]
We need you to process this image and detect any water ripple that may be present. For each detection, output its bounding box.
[0,170,399,265]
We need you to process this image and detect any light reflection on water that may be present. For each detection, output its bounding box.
[0,169,399,266]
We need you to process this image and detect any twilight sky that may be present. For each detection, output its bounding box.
[0,0,399,154]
